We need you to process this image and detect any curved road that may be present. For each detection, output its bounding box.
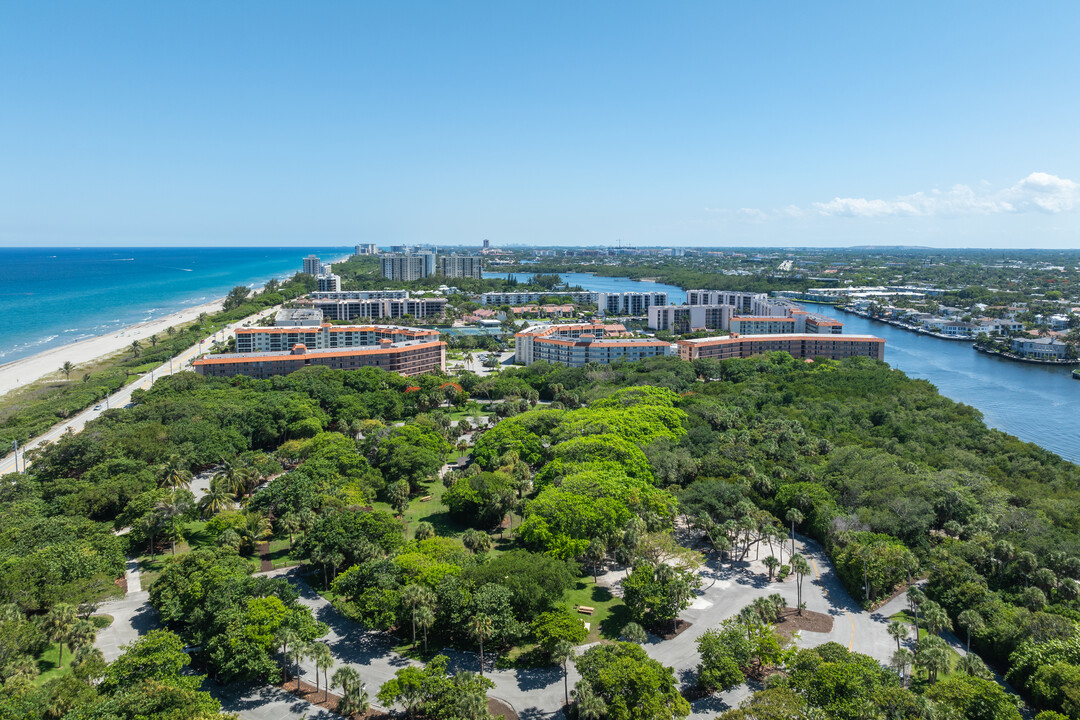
[95,532,940,720]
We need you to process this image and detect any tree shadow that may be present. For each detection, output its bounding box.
[598,603,632,640]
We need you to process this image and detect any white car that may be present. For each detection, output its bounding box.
[93,404,103,411]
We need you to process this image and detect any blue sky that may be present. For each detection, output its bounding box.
[1,2,1078,248]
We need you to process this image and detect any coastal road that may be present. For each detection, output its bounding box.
[0,306,280,475]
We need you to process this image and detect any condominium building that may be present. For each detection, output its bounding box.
[234,324,440,353]
[595,292,668,315]
[299,296,448,321]
[381,253,436,281]
[302,254,322,276]
[316,273,342,293]
[687,290,769,313]
[805,316,844,334]
[677,334,885,362]
[437,255,483,280]
[194,339,446,379]
[648,305,733,332]
[649,293,843,334]
[728,316,798,335]
[354,244,378,255]
[310,290,409,300]
[481,291,595,306]
[515,323,673,367]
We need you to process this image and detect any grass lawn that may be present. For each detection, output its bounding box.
[265,537,297,570]
[889,611,964,683]
[33,615,118,686]
[373,480,472,540]
[560,577,629,644]
[34,643,73,686]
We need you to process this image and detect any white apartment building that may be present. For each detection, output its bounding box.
[595,291,668,315]
[437,255,483,279]
[316,273,342,293]
[381,253,436,281]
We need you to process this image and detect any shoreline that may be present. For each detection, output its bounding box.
[0,254,353,400]
[0,297,226,398]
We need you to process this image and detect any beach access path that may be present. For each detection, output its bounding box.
[0,304,281,475]
[0,297,226,398]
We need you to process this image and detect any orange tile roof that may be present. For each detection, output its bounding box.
[193,341,446,365]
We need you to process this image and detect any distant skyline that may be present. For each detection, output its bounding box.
[2,2,1078,249]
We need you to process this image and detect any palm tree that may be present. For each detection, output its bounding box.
[61,361,74,380]
[43,603,77,669]
[786,508,804,556]
[619,622,647,644]
[738,606,759,641]
[921,601,952,637]
[279,511,302,544]
[149,334,159,347]
[586,538,606,582]
[763,555,780,581]
[891,648,913,683]
[888,620,909,651]
[415,521,435,541]
[159,456,192,490]
[198,477,234,518]
[238,512,272,555]
[552,639,575,708]
[575,684,607,720]
[916,636,949,684]
[907,586,925,643]
[400,584,435,648]
[71,645,105,682]
[790,554,811,616]
[275,627,301,683]
[958,652,991,679]
[67,618,98,656]
[214,460,244,498]
[956,609,983,651]
[331,666,369,716]
[288,639,308,690]
[312,642,333,701]
[130,340,141,358]
[416,605,435,654]
[468,613,493,676]
[155,493,191,556]
[454,682,489,720]
[5,656,38,683]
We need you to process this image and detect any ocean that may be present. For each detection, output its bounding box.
[0,247,350,365]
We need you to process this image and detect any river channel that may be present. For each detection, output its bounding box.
[484,271,1077,463]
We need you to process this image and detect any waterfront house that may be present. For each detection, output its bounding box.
[1010,336,1069,360]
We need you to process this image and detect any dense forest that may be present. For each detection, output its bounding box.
[3,350,1080,718]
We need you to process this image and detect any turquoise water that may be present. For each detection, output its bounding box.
[0,247,349,364]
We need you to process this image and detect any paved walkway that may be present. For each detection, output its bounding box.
[94,530,993,720]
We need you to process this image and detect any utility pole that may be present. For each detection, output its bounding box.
[11,440,19,473]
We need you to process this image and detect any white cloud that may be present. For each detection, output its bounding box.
[738,207,768,221]
[810,172,1079,218]
[724,172,1080,221]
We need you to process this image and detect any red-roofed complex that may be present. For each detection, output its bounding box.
[193,325,446,379]
[677,334,884,362]
[515,323,672,367]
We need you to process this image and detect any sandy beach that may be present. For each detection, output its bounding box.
[0,297,226,398]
